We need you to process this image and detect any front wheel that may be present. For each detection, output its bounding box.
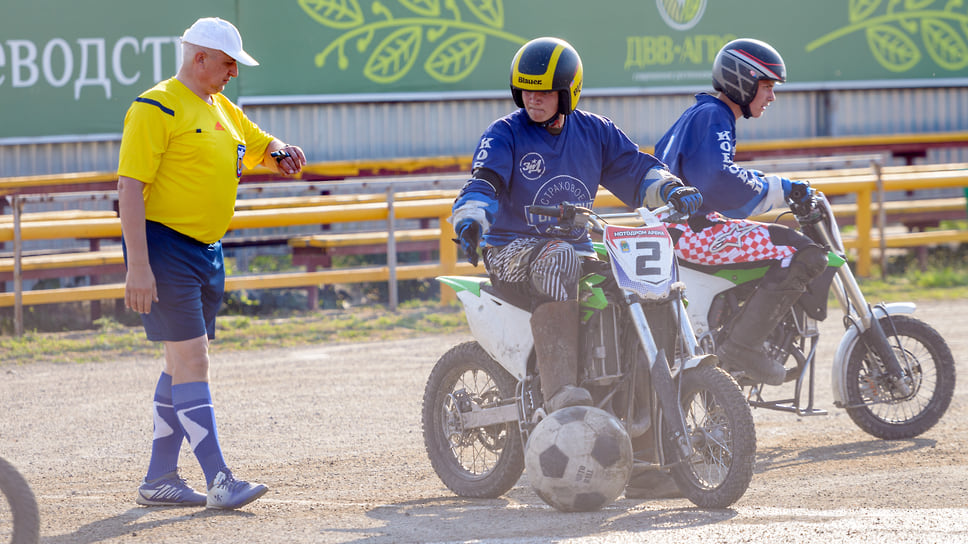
[422,341,525,498]
[665,365,756,509]
[0,456,40,544]
[845,315,956,439]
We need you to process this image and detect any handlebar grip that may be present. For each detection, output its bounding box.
[527,204,563,218]
[789,183,808,202]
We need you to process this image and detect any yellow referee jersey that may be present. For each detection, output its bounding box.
[118,78,273,244]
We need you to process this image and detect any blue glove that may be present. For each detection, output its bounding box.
[665,186,702,215]
[787,180,816,206]
[454,219,482,266]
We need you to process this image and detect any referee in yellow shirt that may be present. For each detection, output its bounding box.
[117,17,306,510]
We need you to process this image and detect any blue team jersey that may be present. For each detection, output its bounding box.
[455,108,663,253]
[654,93,783,219]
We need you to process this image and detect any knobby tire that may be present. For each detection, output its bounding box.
[845,315,955,439]
[422,341,525,499]
[0,456,40,544]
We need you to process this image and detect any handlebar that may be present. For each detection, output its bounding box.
[527,202,682,233]
[527,204,568,219]
[787,181,824,223]
[789,183,809,203]
[527,202,601,234]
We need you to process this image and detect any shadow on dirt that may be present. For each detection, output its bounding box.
[754,437,936,473]
[43,507,255,544]
[319,491,739,543]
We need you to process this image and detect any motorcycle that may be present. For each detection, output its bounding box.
[679,186,956,439]
[422,202,756,509]
[0,455,39,544]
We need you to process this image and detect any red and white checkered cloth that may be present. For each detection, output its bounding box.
[672,213,795,266]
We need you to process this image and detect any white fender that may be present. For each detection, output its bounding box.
[830,302,917,406]
[682,354,719,371]
[678,266,739,337]
[456,288,533,381]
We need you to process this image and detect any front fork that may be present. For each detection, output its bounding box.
[802,208,913,398]
[626,294,694,459]
[832,263,913,397]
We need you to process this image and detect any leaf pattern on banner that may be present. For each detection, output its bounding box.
[904,0,936,10]
[364,26,423,83]
[849,0,881,23]
[399,0,441,17]
[921,18,968,69]
[810,0,968,74]
[425,32,486,82]
[305,0,524,85]
[866,24,921,71]
[463,0,504,28]
[299,0,365,29]
[658,0,705,22]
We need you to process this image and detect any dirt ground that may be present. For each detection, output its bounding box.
[2,297,967,544]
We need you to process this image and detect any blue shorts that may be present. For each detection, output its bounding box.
[123,221,225,342]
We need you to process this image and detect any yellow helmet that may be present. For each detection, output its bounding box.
[510,37,583,116]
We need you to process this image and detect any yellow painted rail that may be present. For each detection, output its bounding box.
[2,132,966,195]
[0,162,965,311]
[0,262,484,307]
[761,164,968,275]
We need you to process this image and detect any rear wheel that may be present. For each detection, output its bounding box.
[845,315,955,439]
[665,365,756,509]
[422,341,525,498]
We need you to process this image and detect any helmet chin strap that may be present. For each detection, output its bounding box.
[740,104,753,119]
[533,112,563,129]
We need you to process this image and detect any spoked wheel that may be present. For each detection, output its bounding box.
[0,456,40,544]
[845,315,956,439]
[422,341,525,498]
[665,365,756,509]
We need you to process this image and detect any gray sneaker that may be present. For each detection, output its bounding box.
[136,471,207,507]
[206,469,268,510]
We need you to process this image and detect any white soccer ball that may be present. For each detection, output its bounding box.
[525,405,633,512]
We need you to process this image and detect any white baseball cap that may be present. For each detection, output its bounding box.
[181,17,259,66]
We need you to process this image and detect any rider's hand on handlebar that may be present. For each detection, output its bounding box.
[788,180,816,206]
[666,186,702,215]
[454,219,482,267]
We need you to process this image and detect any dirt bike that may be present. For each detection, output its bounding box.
[0,455,40,544]
[679,186,956,439]
[422,202,756,509]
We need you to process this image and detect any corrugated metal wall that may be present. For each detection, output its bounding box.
[1,87,966,178]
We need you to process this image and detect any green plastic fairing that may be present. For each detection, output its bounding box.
[579,273,609,322]
[436,276,487,297]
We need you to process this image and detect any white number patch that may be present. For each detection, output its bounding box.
[603,224,676,299]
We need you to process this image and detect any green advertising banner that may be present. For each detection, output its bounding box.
[3,0,967,141]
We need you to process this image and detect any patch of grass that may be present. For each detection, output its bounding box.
[0,328,163,365]
[860,242,968,300]
[857,277,968,302]
[0,303,469,366]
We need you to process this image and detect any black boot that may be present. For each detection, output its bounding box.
[625,431,682,499]
[625,470,682,499]
[531,300,592,413]
[717,245,827,386]
[716,284,804,386]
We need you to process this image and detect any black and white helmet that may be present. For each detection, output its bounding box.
[712,38,786,118]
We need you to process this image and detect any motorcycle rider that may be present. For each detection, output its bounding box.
[654,38,828,386]
[451,37,702,414]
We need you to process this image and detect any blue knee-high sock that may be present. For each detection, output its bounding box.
[145,372,184,481]
[173,381,228,487]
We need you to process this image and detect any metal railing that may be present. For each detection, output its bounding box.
[0,160,965,335]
